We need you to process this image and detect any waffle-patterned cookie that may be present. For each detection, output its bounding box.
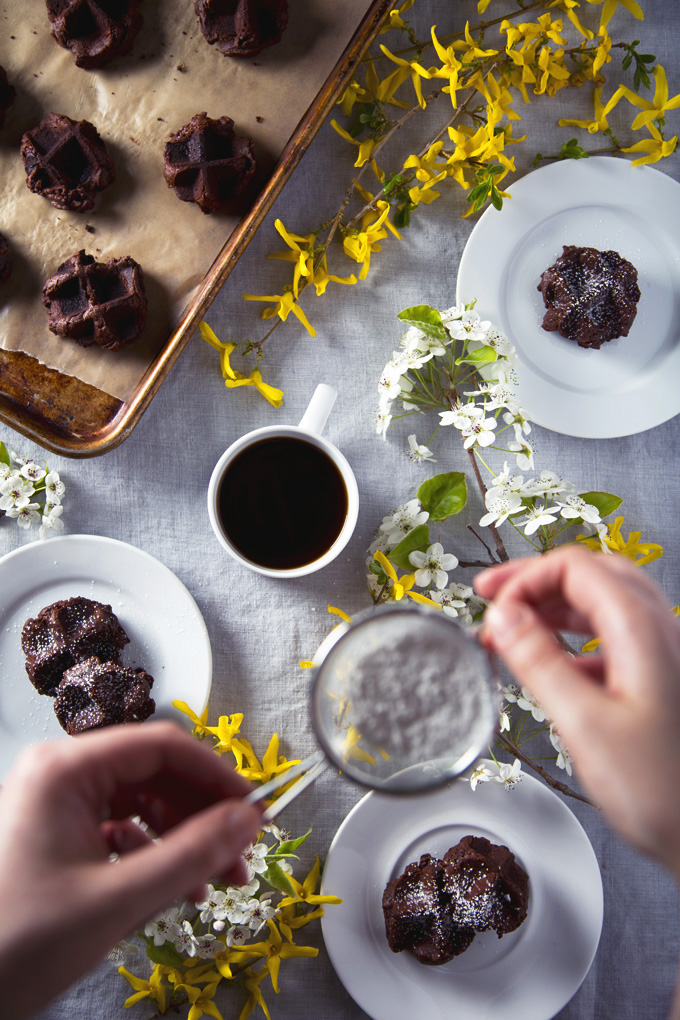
[0,233,11,285]
[42,249,147,350]
[21,113,115,213]
[54,656,155,734]
[195,0,288,58]
[0,65,16,129]
[46,0,144,69]
[537,245,641,349]
[21,597,129,696]
[382,854,475,965]
[442,835,529,936]
[382,836,529,966]
[163,112,257,215]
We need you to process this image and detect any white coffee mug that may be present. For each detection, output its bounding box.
[207,384,359,578]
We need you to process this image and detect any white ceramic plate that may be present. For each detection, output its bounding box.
[0,535,212,781]
[320,767,603,1020]
[456,157,680,438]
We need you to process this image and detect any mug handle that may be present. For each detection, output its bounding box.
[298,383,337,435]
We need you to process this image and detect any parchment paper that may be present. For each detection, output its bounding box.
[0,0,372,401]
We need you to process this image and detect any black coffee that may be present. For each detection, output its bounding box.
[217,436,349,570]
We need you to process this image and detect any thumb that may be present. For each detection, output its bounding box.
[96,799,261,930]
[484,599,606,735]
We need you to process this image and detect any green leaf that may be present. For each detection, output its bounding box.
[579,491,623,518]
[369,561,387,582]
[490,185,503,211]
[277,827,312,855]
[388,524,430,573]
[417,472,467,522]
[455,344,497,366]
[141,935,185,969]
[397,304,446,341]
[0,442,9,467]
[559,138,589,161]
[261,862,295,896]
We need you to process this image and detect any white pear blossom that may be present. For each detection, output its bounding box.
[470,757,522,791]
[498,758,523,790]
[520,505,556,536]
[193,933,227,959]
[499,709,511,732]
[506,685,547,722]
[407,434,436,464]
[409,542,458,589]
[428,581,471,617]
[242,843,269,880]
[555,495,601,524]
[39,503,64,539]
[379,499,429,542]
[246,897,277,934]
[375,406,393,438]
[440,404,498,449]
[520,470,574,498]
[0,475,35,511]
[172,920,200,957]
[44,471,65,503]
[550,724,573,775]
[196,885,231,926]
[144,907,182,946]
[0,463,11,482]
[509,435,535,470]
[469,763,496,791]
[445,311,491,341]
[482,327,514,357]
[440,304,464,325]
[20,460,46,482]
[6,503,41,528]
[479,490,523,528]
[226,924,251,948]
[503,410,531,436]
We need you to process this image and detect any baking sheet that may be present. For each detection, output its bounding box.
[0,0,372,401]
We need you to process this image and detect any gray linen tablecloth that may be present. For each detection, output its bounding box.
[1,1,679,1017]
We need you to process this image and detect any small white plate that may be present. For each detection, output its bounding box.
[0,534,212,781]
[320,767,603,1020]
[456,157,680,438]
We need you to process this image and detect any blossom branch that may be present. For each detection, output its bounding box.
[497,733,597,807]
[467,447,509,562]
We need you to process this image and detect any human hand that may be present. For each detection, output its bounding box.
[0,721,262,1020]
[476,547,680,880]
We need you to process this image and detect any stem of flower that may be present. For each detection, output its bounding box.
[466,524,499,565]
[497,733,597,807]
[467,447,509,562]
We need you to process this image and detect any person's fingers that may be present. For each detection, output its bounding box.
[483,599,609,737]
[480,548,670,695]
[96,799,261,928]
[53,721,253,813]
[101,818,154,856]
[475,558,526,598]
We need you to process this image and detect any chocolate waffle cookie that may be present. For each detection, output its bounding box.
[538,245,641,349]
[21,113,115,213]
[195,0,288,58]
[0,233,11,285]
[46,0,144,69]
[382,854,475,965]
[382,836,529,966]
[54,657,155,734]
[0,65,16,129]
[442,835,529,936]
[22,596,129,696]
[163,112,257,214]
[42,249,147,350]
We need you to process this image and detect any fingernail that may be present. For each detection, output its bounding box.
[484,601,528,640]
